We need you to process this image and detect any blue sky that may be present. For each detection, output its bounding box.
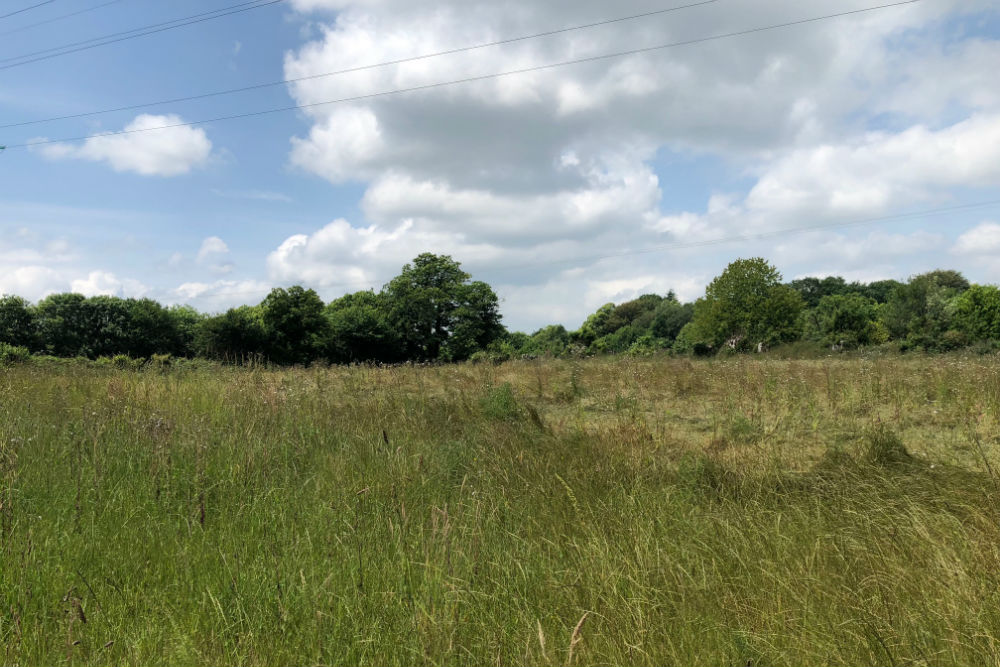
[2,0,999,331]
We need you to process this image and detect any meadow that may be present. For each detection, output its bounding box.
[2,354,1000,666]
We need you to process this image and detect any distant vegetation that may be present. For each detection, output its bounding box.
[3,253,1000,366]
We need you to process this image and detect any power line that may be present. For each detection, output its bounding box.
[0,0,275,64]
[0,0,286,71]
[0,0,126,38]
[2,0,923,149]
[0,0,55,21]
[167,199,1000,301]
[1,0,719,130]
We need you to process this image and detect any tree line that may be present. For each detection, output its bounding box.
[2,254,1000,365]
[512,258,1000,358]
[0,254,502,365]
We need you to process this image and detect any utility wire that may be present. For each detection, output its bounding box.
[1,0,268,62]
[1,0,719,129]
[1,0,126,37]
[0,0,55,20]
[170,199,1000,301]
[2,0,923,149]
[0,0,285,71]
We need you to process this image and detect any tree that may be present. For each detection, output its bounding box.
[441,280,505,361]
[690,258,804,350]
[194,306,267,362]
[953,284,1000,341]
[325,291,399,363]
[787,276,852,308]
[803,293,887,348]
[166,305,205,357]
[0,295,35,350]
[881,270,969,344]
[523,325,572,357]
[650,296,694,343]
[383,254,503,361]
[574,303,616,347]
[119,298,192,358]
[82,295,133,358]
[860,279,903,304]
[34,293,91,357]
[261,286,329,365]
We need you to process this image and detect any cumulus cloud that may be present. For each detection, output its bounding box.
[70,271,149,298]
[0,266,65,301]
[269,0,1000,329]
[0,223,153,302]
[170,279,272,313]
[953,222,1000,256]
[197,236,228,260]
[194,236,234,275]
[744,114,1000,221]
[37,114,212,176]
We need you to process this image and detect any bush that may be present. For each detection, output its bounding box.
[938,329,969,351]
[968,339,1000,355]
[148,353,173,368]
[0,342,30,365]
[101,354,144,371]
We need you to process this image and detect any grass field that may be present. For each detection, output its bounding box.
[2,355,1000,666]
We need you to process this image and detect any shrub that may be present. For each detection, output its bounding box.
[149,353,173,368]
[938,329,969,351]
[112,354,144,371]
[0,342,30,365]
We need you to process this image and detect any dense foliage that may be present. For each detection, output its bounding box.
[3,254,1000,365]
[0,253,505,365]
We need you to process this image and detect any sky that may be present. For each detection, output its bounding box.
[1,0,999,332]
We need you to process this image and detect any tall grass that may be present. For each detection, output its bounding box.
[1,356,999,665]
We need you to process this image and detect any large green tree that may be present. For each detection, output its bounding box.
[953,284,1000,341]
[34,293,91,357]
[325,291,400,363]
[383,254,503,361]
[261,286,329,365]
[690,258,804,350]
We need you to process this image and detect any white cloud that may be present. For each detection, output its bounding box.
[0,266,65,302]
[195,236,234,275]
[37,114,212,176]
[197,236,230,261]
[263,0,1000,329]
[70,271,149,298]
[745,114,1000,221]
[953,221,1000,256]
[169,279,272,313]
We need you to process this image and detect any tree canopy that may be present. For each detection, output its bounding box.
[2,256,1000,365]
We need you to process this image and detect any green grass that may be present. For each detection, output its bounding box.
[2,356,1000,665]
